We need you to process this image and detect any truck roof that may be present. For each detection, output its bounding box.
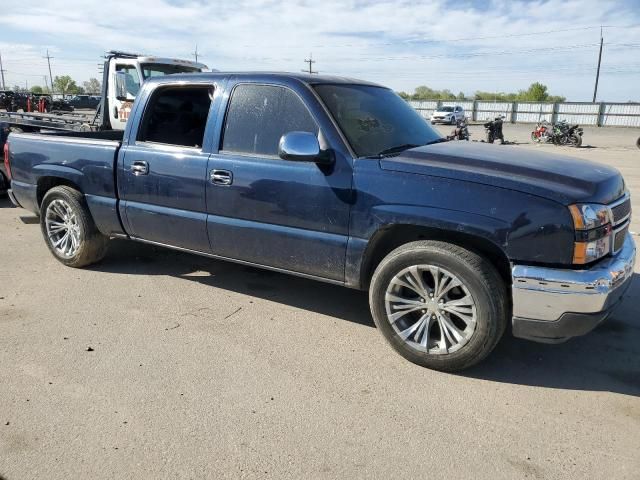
[144,71,384,88]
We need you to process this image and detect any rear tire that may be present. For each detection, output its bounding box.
[531,132,540,143]
[369,241,508,372]
[570,133,582,147]
[40,186,109,268]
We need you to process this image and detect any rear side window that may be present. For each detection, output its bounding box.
[138,86,213,148]
[221,84,317,156]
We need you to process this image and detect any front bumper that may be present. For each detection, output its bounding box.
[511,233,636,343]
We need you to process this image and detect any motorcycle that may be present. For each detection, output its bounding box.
[447,117,470,141]
[484,116,505,144]
[531,121,552,143]
[552,121,583,147]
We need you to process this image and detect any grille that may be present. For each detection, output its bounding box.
[613,224,629,252]
[611,198,631,224]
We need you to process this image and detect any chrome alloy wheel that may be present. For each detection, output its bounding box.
[45,199,81,258]
[384,265,477,354]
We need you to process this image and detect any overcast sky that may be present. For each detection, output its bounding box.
[0,0,639,101]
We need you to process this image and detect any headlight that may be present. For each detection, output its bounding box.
[568,203,613,264]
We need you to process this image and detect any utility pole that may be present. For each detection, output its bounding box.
[592,26,603,102]
[302,53,317,74]
[0,52,6,90]
[43,75,49,92]
[44,49,54,94]
[192,44,199,63]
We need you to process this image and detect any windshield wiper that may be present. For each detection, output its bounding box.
[423,138,448,145]
[373,143,422,157]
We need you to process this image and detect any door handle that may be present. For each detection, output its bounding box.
[210,169,233,186]
[131,161,149,176]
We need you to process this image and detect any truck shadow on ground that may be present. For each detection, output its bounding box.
[95,240,640,396]
[94,239,374,328]
[0,196,15,208]
[465,272,640,397]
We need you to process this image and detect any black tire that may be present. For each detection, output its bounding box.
[636,136,639,149]
[570,133,582,148]
[0,172,8,197]
[486,132,494,144]
[369,241,508,372]
[40,186,109,268]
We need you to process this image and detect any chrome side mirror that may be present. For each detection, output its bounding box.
[278,131,332,164]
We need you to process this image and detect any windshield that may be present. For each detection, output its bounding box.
[314,84,441,157]
[438,107,454,112]
[141,63,201,79]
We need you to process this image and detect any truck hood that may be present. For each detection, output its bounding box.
[379,141,625,205]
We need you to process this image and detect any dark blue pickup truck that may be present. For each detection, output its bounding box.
[4,73,636,371]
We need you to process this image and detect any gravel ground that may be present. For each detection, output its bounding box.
[1,124,639,479]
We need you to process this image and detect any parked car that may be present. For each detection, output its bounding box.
[431,105,465,124]
[68,95,100,109]
[5,73,635,372]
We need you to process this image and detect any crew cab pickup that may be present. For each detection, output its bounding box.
[5,73,636,371]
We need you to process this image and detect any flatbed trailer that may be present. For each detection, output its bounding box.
[0,110,98,132]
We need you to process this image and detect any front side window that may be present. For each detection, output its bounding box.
[221,84,318,156]
[138,86,212,148]
[314,84,441,157]
[115,65,141,97]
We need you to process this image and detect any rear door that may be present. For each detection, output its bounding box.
[205,81,353,281]
[118,83,216,252]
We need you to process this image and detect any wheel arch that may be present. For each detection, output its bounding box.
[36,176,83,209]
[358,224,512,291]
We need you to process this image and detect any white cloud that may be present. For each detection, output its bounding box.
[0,0,639,100]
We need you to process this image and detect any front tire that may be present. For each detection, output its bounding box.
[40,186,108,268]
[369,241,507,372]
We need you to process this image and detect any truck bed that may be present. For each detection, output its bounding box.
[7,130,124,236]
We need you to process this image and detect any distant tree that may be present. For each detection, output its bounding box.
[397,91,410,100]
[457,91,465,100]
[30,86,44,94]
[83,78,101,94]
[52,75,79,98]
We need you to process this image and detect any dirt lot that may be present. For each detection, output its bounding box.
[1,125,639,479]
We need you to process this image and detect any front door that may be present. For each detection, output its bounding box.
[119,84,214,252]
[206,83,352,281]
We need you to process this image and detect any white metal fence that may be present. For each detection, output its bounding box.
[409,100,640,127]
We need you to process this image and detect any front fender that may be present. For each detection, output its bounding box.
[345,204,510,288]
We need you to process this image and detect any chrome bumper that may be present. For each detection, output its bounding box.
[511,233,636,342]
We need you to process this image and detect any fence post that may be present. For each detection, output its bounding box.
[597,102,605,127]
[552,102,559,125]
[511,102,517,124]
[472,100,477,122]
